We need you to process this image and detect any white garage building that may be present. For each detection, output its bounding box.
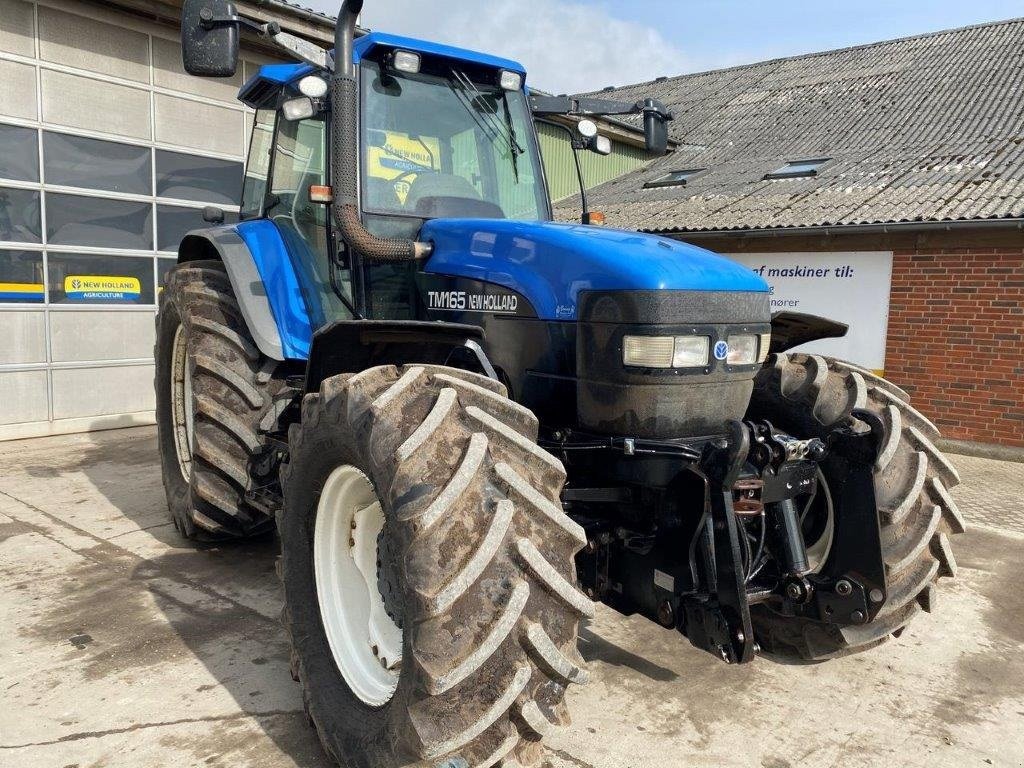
[0,0,331,440]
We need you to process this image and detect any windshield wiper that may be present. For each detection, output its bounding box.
[499,90,525,182]
[451,68,523,178]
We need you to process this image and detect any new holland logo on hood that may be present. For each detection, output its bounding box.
[64,275,141,303]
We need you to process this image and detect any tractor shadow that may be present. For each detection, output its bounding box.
[578,624,679,682]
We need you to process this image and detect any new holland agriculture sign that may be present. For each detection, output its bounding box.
[63,275,141,303]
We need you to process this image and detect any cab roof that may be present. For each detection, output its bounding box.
[239,31,527,108]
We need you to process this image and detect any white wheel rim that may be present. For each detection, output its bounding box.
[170,324,195,481]
[804,468,835,574]
[314,465,403,707]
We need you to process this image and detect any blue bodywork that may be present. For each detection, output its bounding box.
[421,219,767,320]
[226,31,770,362]
[235,220,314,359]
[239,32,526,107]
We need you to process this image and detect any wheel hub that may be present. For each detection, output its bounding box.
[314,465,403,707]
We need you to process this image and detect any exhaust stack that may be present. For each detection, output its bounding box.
[330,0,431,263]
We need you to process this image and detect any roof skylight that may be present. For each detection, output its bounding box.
[765,158,830,180]
[644,168,707,189]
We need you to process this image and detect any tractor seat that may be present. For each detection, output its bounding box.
[407,174,504,219]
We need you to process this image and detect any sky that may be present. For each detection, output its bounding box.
[300,0,1024,94]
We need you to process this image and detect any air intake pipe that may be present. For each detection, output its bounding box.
[330,0,431,262]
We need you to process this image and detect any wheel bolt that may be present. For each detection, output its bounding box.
[836,579,853,596]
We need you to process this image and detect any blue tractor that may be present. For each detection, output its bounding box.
[157,2,964,766]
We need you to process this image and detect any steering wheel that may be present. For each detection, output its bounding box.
[390,166,436,204]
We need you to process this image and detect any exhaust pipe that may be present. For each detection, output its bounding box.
[330,0,431,262]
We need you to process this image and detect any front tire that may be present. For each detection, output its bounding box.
[279,365,590,768]
[746,353,965,661]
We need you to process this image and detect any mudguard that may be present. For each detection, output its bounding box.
[177,221,314,361]
[304,320,487,393]
[769,311,848,353]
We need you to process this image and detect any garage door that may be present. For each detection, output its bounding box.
[0,0,272,440]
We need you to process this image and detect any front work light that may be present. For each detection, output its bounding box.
[726,334,759,365]
[282,96,314,122]
[392,50,422,74]
[623,335,710,369]
[499,69,523,91]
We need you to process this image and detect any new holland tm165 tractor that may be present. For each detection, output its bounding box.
[157,1,965,765]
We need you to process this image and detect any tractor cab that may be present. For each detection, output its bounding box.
[233,32,554,326]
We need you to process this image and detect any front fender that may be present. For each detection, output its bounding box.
[769,311,848,353]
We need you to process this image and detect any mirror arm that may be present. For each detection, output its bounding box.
[529,93,674,122]
[199,9,334,72]
[266,28,335,71]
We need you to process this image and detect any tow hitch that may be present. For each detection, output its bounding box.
[685,412,887,664]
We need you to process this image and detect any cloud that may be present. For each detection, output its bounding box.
[300,0,693,94]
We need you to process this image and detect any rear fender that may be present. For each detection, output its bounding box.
[177,222,313,360]
[769,311,848,354]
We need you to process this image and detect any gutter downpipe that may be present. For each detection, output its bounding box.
[659,218,1024,240]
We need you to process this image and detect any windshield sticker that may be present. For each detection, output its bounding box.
[366,131,441,204]
[63,275,141,303]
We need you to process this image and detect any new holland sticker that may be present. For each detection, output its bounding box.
[64,275,142,303]
[366,130,442,204]
[0,282,45,302]
[426,290,519,314]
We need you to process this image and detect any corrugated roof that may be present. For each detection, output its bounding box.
[568,18,1024,233]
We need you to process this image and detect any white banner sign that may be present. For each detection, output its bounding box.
[725,252,894,371]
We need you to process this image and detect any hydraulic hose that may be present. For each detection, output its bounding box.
[330,0,431,263]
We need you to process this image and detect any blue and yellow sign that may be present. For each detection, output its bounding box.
[0,282,44,302]
[367,131,441,204]
[64,275,141,303]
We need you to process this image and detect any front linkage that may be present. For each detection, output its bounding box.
[574,412,887,665]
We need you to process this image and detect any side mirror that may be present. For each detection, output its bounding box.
[642,98,670,156]
[202,205,225,224]
[181,0,240,77]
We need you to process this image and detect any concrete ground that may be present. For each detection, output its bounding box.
[1,427,1022,768]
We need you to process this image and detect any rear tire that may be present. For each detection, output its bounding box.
[155,260,281,541]
[746,353,965,661]
[279,364,590,768]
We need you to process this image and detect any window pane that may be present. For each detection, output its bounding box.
[157,257,175,295]
[156,204,238,252]
[156,149,243,205]
[0,124,39,182]
[43,132,151,194]
[46,192,153,249]
[0,250,45,303]
[47,252,154,304]
[241,109,275,217]
[0,186,42,243]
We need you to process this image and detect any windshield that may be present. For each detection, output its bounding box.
[360,59,549,221]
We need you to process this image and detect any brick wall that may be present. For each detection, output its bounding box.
[886,248,1024,448]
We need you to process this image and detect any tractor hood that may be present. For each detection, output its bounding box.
[421,219,768,321]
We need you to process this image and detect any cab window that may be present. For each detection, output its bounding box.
[267,115,352,327]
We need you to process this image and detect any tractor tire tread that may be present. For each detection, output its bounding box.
[747,352,963,661]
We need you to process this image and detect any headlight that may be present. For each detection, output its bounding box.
[672,335,710,367]
[726,334,759,365]
[623,335,675,368]
[623,335,709,368]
